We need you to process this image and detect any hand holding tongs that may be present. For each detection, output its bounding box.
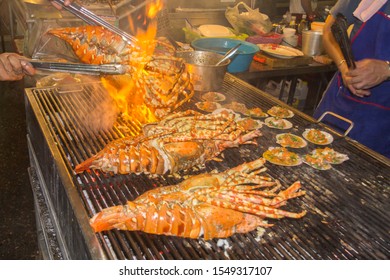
[29,60,128,75]
[51,0,138,46]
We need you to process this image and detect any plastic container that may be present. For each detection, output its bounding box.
[282,27,298,47]
[293,79,308,110]
[191,38,259,73]
[310,21,326,32]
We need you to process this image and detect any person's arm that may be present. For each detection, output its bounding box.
[323,0,390,97]
[323,13,390,97]
[322,15,351,86]
[322,14,368,97]
[0,53,36,81]
[301,0,315,16]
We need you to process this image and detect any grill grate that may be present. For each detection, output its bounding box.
[25,74,390,260]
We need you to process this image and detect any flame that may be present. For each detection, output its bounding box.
[147,0,163,18]
[126,0,163,45]
[101,74,158,125]
[101,0,164,125]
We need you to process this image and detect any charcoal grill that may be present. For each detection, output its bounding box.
[25,74,390,260]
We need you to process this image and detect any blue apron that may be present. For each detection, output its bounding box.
[314,6,390,158]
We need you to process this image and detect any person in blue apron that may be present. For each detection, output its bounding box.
[314,0,390,158]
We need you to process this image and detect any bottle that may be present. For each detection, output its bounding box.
[288,16,297,32]
[297,14,309,46]
[280,14,288,26]
[274,14,288,34]
[298,15,309,34]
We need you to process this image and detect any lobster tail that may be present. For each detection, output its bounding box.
[75,137,167,175]
[47,26,130,64]
[90,203,140,232]
[89,159,306,239]
[73,110,263,175]
[90,201,204,238]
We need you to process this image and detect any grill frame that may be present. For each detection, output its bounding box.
[25,73,390,260]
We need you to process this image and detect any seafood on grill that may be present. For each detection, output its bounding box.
[195,101,222,112]
[267,106,294,118]
[201,91,226,102]
[264,117,293,130]
[245,107,268,118]
[302,129,334,145]
[89,158,307,239]
[302,153,332,170]
[236,118,263,131]
[47,25,177,70]
[47,26,194,119]
[222,101,249,115]
[263,147,302,166]
[75,110,262,175]
[276,133,307,149]
[303,147,349,170]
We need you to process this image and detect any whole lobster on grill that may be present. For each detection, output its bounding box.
[75,110,262,174]
[47,26,194,119]
[90,158,307,239]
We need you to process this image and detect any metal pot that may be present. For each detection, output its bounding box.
[176,51,230,92]
[302,30,324,56]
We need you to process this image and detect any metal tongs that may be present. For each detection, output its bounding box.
[51,0,138,46]
[29,60,128,75]
[331,13,356,69]
[29,0,142,75]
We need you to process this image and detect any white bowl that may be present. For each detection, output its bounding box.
[283,27,297,37]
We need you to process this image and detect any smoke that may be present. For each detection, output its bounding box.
[80,92,119,133]
[54,75,120,133]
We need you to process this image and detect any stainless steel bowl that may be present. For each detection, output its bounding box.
[176,51,230,92]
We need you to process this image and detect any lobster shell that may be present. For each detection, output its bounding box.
[90,158,307,239]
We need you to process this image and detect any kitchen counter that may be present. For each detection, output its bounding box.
[234,60,337,112]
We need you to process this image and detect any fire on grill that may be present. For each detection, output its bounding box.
[45,0,194,124]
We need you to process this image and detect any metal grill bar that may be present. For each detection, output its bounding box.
[25,75,390,260]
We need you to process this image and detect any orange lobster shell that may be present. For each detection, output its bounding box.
[75,110,262,175]
[90,158,307,239]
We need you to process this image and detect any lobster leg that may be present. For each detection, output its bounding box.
[196,181,307,219]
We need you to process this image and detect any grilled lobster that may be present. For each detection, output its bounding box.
[90,158,307,239]
[47,26,194,119]
[75,110,262,174]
